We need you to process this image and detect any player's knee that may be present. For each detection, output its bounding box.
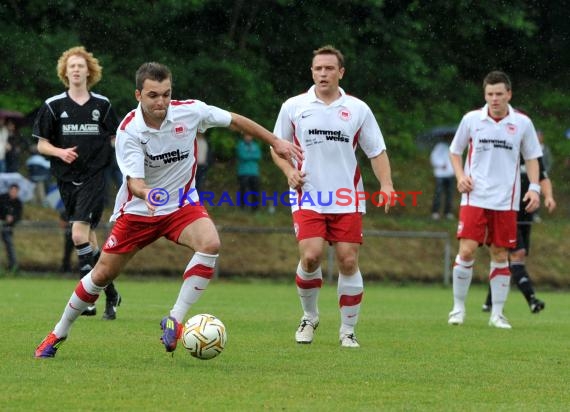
[199,237,220,255]
[337,255,358,274]
[301,253,322,272]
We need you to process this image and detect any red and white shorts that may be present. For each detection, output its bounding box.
[103,205,211,254]
[292,210,363,244]
[457,205,517,248]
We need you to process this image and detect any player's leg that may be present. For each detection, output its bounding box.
[71,221,98,316]
[292,210,326,344]
[510,224,544,313]
[35,251,133,358]
[449,206,483,325]
[334,241,362,348]
[487,210,517,329]
[161,206,220,352]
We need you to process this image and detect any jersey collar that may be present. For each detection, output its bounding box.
[134,103,172,132]
[480,103,514,122]
[307,85,346,105]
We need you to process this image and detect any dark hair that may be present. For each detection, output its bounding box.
[135,62,172,91]
[313,45,345,68]
[9,183,19,190]
[483,71,511,91]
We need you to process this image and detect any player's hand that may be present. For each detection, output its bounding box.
[456,175,473,193]
[272,140,304,164]
[544,196,556,213]
[523,190,540,213]
[380,184,395,213]
[286,170,305,190]
[59,146,79,164]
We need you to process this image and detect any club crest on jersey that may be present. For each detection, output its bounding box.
[173,123,187,137]
[91,109,100,121]
[104,235,118,249]
[338,108,351,121]
[506,124,517,134]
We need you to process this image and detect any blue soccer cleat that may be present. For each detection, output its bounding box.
[160,316,183,352]
[35,332,67,358]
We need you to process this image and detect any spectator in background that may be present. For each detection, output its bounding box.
[25,147,52,206]
[0,117,8,173]
[236,132,261,212]
[430,139,455,220]
[0,184,23,272]
[195,132,211,194]
[5,120,23,173]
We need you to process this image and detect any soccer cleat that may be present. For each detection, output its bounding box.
[295,318,319,344]
[530,298,545,314]
[35,332,67,358]
[160,316,183,352]
[481,304,491,312]
[448,310,465,325]
[339,333,360,348]
[489,314,512,329]
[102,294,122,320]
[81,305,97,316]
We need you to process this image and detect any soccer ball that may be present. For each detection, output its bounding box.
[182,313,227,360]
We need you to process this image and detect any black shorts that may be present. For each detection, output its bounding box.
[512,220,532,255]
[58,171,105,228]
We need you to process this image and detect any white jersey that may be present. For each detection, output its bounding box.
[111,99,231,220]
[273,85,386,214]
[449,104,542,211]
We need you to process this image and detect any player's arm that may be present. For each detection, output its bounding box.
[523,157,540,213]
[126,177,156,215]
[37,138,78,164]
[449,152,472,193]
[370,151,394,213]
[228,113,303,162]
[540,178,556,213]
[270,147,305,190]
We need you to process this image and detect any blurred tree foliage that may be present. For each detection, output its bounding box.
[0,0,568,160]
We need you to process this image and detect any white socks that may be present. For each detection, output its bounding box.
[53,272,105,338]
[452,255,474,313]
[489,261,511,317]
[338,270,363,335]
[170,252,218,323]
[295,261,322,323]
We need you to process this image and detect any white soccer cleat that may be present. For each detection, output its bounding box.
[295,318,318,344]
[448,310,465,325]
[339,333,360,348]
[489,314,512,329]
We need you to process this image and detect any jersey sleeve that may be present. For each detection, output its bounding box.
[273,101,295,142]
[357,105,386,158]
[197,102,232,131]
[115,129,145,180]
[32,102,56,142]
[449,114,471,155]
[520,120,542,161]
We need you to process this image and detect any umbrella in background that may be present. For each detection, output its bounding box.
[416,125,458,151]
[0,109,28,128]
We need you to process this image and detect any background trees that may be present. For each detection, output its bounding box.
[1,0,568,160]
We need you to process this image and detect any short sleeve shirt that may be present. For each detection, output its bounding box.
[273,86,386,214]
[449,104,542,211]
[32,91,118,182]
[112,99,231,220]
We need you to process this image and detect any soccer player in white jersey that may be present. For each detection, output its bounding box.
[448,71,542,329]
[271,45,395,348]
[35,62,302,358]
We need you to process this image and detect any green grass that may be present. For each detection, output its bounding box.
[1,277,569,411]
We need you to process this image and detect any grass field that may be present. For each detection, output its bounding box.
[1,276,569,411]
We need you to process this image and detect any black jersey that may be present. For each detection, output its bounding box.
[32,91,119,182]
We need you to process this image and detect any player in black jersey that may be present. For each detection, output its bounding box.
[32,46,121,320]
[482,155,556,313]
